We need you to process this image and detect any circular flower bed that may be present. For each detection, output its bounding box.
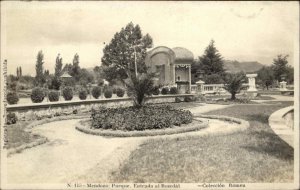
[91,105,193,131]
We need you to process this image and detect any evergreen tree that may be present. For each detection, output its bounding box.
[272,54,289,82]
[199,40,225,76]
[55,53,63,77]
[101,22,153,83]
[72,53,80,81]
[19,67,22,77]
[35,50,45,86]
[16,67,20,78]
[51,53,63,90]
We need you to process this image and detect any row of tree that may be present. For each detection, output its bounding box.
[34,51,95,90]
[191,40,294,87]
[99,22,294,102]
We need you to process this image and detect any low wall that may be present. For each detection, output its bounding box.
[268,106,294,148]
[6,94,193,121]
[283,109,294,130]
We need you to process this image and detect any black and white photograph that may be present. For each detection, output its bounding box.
[0,1,299,190]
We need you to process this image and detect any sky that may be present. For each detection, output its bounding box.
[1,1,299,76]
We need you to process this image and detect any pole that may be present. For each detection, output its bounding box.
[134,46,137,77]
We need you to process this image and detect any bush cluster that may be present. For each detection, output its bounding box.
[48,90,59,102]
[79,89,88,100]
[7,112,17,125]
[92,86,101,99]
[62,86,73,101]
[184,96,195,102]
[104,87,113,98]
[91,105,193,131]
[152,86,160,95]
[31,87,45,103]
[7,91,19,105]
[161,87,169,95]
[116,88,125,97]
[170,87,178,94]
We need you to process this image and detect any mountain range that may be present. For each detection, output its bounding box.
[224,60,264,73]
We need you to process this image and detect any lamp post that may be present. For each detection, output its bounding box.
[121,39,143,77]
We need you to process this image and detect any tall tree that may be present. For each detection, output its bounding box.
[285,66,294,84]
[50,54,63,90]
[16,67,20,78]
[199,40,225,76]
[272,54,289,82]
[35,50,45,86]
[72,53,80,81]
[55,54,63,77]
[257,66,274,90]
[101,22,153,83]
[19,67,22,77]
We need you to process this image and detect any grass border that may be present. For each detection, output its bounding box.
[193,113,250,130]
[75,119,209,137]
[75,114,249,137]
[7,137,48,156]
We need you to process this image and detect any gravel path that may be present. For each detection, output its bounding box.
[7,104,244,184]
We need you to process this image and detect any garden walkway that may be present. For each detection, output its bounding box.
[7,104,244,184]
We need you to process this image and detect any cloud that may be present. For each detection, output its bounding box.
[1,1,298,75]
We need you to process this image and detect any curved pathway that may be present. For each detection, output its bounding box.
[7,107,246,184]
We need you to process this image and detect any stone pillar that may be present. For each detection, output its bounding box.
[246,74,257,92]
[196,80,205,95]
[280,81,287,91]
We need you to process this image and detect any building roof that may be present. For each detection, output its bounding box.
[196,80,205,84]
[172,47,194,61]
[60,72,72,78]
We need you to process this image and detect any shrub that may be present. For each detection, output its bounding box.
[92,86,101,99]
[62,86,73,101]
[195,94,206,102]
[97,79,104,86]
[116,88,125,97]
[79,89,88,100]
[175,97,182,103]
[104,87,113,98]
[48,90,59,102]
[73,109,78,114]
[224,73,246,100]
[125,73,157,107]
[184,96,195,102]
[112,87,117,94]
[91,105,193,131]
[7,112,17,125]
[31,87,45,103]
[152,86,160,95]
[170,87,178,94]
[161,87,169,95]
[7,91,19,105]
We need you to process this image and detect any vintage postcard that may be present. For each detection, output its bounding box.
[0,1,299,190]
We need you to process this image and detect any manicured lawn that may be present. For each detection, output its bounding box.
[110,101,294,183]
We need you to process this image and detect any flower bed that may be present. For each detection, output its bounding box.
[76,119,207,137]
[91,105,193,131]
